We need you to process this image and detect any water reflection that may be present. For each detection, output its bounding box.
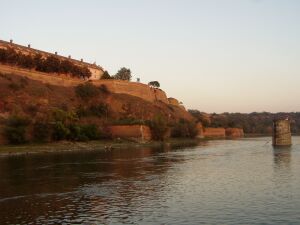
[0,144,194,224]
[1,138,300,224]
[273,146,292,169]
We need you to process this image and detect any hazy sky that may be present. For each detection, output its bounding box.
[1,0,300,113]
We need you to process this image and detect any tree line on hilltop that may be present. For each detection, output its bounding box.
[0,47,92,79]
[189,110,300,134]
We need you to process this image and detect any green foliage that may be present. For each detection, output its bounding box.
[148,81,160,88]
[33,121,50,142]
[171,119,198,138]
[76,103,109,118]
[114,67,132,81]
[52,121,70,141]
[0,48,91,79]
[148,115,168,141]
[89,103,109,117]
[114,117,145,125]
[80,124,102,140]
[101,71,113,79]
[52,109,78,124]
[4,115,30,144]
[188,109,210,126]
[75,83,100,99]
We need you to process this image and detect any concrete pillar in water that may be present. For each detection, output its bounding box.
[272,119,292,146]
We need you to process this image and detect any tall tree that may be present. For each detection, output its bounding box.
[114,67,131,81]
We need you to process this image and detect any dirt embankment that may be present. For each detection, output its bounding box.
[0,71,193,144]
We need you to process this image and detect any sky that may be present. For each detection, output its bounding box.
[1,0,300,113]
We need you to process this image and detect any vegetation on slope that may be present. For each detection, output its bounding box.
[0,72,195,144]
[0,47,91,79]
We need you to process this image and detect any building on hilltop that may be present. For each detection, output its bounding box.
[0,39,104,80]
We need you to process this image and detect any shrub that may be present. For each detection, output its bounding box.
[148,81,160,88]
[76,105,89,118]
[171,119,198,138]
[89,103,108,117]
[33,121,50,142]
[114,117,145,125]
[75,83,99,99]
[52,121,70,141]
[4,115,30,144]
[80,124,102,140]
[57,123,102,141]
[148,115,168,141]
[52,109,78,124]
[99,84,110,94]
[101,71,113,79]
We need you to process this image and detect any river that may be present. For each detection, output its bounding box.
[1,137,300,224]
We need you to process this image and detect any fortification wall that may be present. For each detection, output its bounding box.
[0,64,170,104]
[108,125,152,141]
[93,80,169,104]
[203,127,226,138]
[225,128,244,138]
[0,40,104,80]
[0,64,81,87]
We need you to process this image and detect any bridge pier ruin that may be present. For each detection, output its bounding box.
[272,119,292,147]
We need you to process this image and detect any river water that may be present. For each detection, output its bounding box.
[1,137,300,224]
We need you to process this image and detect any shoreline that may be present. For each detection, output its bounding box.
[0,138,202,157]
[0,136,277,157]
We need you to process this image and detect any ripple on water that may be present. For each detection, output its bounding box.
[1,137,300,224]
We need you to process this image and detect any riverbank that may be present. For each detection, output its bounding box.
[0,138,202,157]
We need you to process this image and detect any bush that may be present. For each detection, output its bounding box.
[33,121,50,142]
[89,103,108,117]
[148,115,168,141]
[148,81,160,88]
[114,117,145,125]
[80,124,102,140]
[101,71,113,79]
[75,83,99,99]
[0,48,91,79]
[52,122,70,141]
[99,84,110,94]
[171,119,198,138]
[4,115,30,144]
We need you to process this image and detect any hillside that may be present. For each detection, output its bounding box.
[0,71,194,144]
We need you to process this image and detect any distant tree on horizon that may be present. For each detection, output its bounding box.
[114,67,131,81]
[148,81,160,88]
[101,71,113,79]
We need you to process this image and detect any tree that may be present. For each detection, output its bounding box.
[114,67,131,81]
[148,81,160,88]
[148,115,168,141]
[101,71,113,79]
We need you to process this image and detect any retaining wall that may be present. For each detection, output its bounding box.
[203,127,226,138]
[108,125,152,141]
[225,128,244,138]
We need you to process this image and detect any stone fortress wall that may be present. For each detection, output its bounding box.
[0,39,104,80]
[0,63,183,107]
[0,39,187,107]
